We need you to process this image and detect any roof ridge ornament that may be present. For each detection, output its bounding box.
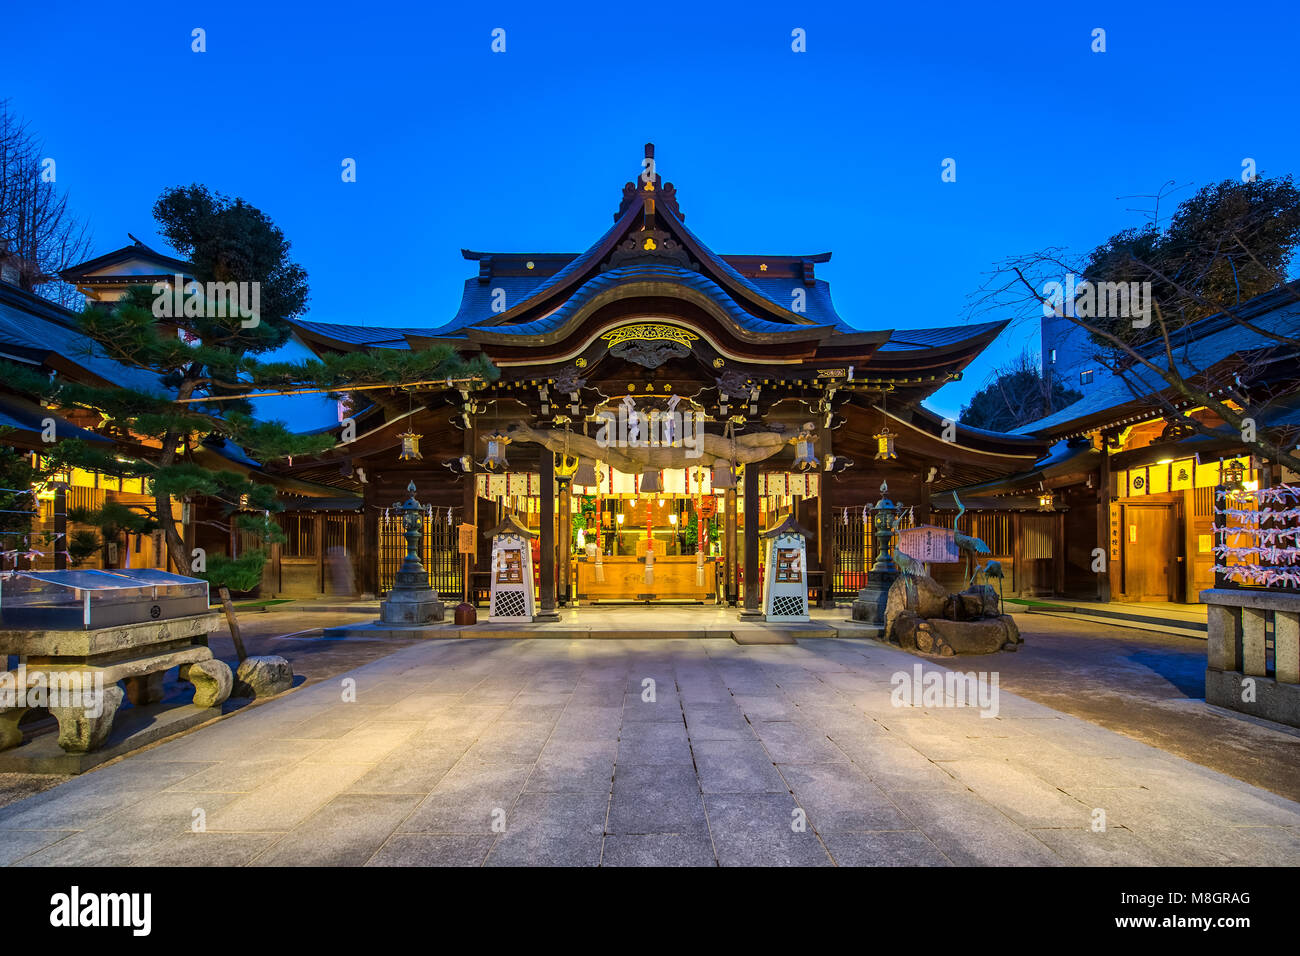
[603,227,697,272]
[617,142,683,222]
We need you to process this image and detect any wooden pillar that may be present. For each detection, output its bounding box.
[742,462,761,614]
[361,479,379,597]
[724,486,738,605]
[1097,441,1112,602]
[53,485,67,571]
[539,451,556,615]
[1054,510,1066,596]
[558,479,572,605]
[915,474,931,524]
[462,419,477,598]
[315,512,325,595]
[183,500,196,577]
[1011,511,1023,597]
[816,431,835,607]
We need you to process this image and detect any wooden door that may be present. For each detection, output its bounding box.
[1124,504,1173,601]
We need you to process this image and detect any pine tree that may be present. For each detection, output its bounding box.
[2,185,496,655]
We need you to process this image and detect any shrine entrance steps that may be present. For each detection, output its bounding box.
[322,605,884,644]
[1009,598,1208,639]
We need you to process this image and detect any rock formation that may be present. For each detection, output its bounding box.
[884,574,1022,656]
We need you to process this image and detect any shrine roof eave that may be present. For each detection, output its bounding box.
[189,443,352,498]
[867,401,1048,461]
[291,321,431,353]
[473,194,826,332]
[870,320,1010,364]
[484,513,538,540]
[945,441,1099,497]
[271,406,432,473]
[59,241,193,281]
[409,273,892,360]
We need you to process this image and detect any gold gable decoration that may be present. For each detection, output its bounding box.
[600,324,699,350]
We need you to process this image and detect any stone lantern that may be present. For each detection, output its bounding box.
[851,481,900,625]
[379,481,445,626]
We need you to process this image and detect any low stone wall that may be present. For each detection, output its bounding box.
[1202,588,1300,728]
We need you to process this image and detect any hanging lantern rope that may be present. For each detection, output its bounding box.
[644,497,654,586]
[594,492,605,583]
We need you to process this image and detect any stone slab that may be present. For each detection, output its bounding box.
[0,613,221,657]
[1206,668,1300,730]
[0,699,223,774]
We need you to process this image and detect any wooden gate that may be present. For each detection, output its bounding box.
[379,510,463,599]
[1123,503,1174,601]
[831,506,911,599]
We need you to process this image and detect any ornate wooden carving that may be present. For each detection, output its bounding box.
[602,229,697,272]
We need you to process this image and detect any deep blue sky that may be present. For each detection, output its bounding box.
[7,0,1298,420]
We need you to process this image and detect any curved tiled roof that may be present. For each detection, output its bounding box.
[877,321,1008,352]
[463,205,641,332]
[1014,293,1300,436]
[463,264,835,341]
[0,283,168,394]
[291,321,432,348]
[668,213,824,327]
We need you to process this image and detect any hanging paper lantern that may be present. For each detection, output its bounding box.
[555,453,579,479]
[1038,490,1055,512]
[873,427,897,461]
[789,424,819,472]
[1222,457,1246,490]
[482,430,511,472]
[397,430,423,461]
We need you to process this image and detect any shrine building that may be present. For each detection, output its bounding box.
[270,145,1048,613]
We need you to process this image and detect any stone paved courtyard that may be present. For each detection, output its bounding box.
[2,636,1299,866]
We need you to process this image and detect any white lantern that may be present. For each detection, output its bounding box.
[761,514,812,623]
[486,513,537,622]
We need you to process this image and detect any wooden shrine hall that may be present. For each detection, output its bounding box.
[268,145,1046,613]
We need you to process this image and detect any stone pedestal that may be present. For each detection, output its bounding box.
[851,570,897,624]
[1202,587,1300,729]
[379,568,445,626]
[0,612,230,761]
